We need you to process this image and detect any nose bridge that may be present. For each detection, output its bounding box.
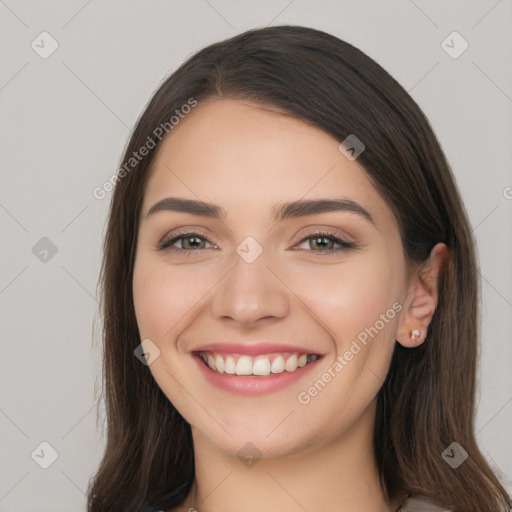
[211,243,290,327]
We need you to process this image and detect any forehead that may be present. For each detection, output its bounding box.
[143,98,392,228]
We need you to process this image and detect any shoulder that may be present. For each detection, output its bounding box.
[397,495,453,512]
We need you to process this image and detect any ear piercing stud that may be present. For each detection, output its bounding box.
[411,329,422,342]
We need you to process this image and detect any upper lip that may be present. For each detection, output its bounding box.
[191,342,323,357]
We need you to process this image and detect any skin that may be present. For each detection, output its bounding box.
[132,98,448,512]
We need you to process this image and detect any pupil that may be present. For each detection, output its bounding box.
[186,236,202,249]
[313,236,331,250]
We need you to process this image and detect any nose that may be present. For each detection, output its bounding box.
[210,250,290,329]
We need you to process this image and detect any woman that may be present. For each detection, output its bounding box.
[87,25,511,511]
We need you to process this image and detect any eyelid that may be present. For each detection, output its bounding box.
[292,230,356,254]
[293,226,354,245]
[157,228,219,251]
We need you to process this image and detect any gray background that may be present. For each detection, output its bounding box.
[1,1,511,510]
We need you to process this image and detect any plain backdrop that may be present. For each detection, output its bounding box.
[0,1,511,510]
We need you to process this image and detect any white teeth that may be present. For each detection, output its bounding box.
[252,356,271,376]
[200,351,319,376]
[271,355,285,374]
[235,355,253,375]
[215,354,225,374]
[284,353,298,372]
[224,355,236,374]
[206,354,216,371]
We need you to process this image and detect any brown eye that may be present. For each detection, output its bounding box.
[309,235,335,251]
[295,231,356,254]
[158,232,216,252]
[180,235,207,250]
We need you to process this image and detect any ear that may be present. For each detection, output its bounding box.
[396,242,450,348]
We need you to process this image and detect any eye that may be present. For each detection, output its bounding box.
[157,231,217,252]
[157,230,356,255]
[294,231,356,254]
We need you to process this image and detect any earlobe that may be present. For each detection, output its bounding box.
[396,242,450,348]
[396,325,428,348]
[411,329,422,343]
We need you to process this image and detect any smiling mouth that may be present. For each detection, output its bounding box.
[197,351,320,376]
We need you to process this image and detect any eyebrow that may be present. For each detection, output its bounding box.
[144,196,375,226]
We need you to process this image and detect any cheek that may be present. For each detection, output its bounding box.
[288,258,400,421]
[286,255,398,350]
[132,258,210,341]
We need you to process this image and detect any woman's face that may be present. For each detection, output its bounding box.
[132,98,413,458]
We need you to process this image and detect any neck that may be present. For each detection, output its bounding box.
[178,401,402,512]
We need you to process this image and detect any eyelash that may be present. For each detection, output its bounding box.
[157,230,356,256]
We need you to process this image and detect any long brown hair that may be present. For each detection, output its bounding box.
[87,25,511,511]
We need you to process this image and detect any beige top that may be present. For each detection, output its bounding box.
[397,495,452,511]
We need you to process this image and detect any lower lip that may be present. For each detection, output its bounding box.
[192,354,322,396]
